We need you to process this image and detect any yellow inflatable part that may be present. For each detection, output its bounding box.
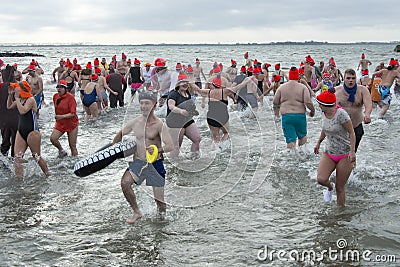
[146,145,158,163]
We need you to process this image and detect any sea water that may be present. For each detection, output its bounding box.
[0,43,399,266]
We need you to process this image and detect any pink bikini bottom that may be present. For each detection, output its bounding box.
[325,152,349,163]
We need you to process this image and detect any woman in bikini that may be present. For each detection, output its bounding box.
[313,91,356,206]
[7,81,50,179]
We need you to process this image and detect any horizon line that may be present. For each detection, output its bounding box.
[0,41,399,47]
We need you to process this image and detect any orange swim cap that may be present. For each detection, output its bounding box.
[11,81,33,99]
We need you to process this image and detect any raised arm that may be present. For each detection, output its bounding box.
[190,82,209,97]
[230,78,250,93]
[16,97,36,115]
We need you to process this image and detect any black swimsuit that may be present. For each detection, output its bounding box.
[18,99,38,142]
[207,89,229,128]
[65,71,75,92]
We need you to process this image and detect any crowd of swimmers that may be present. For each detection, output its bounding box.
[0,51,399,223]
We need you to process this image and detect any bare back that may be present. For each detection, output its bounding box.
[380,69,400,86]
[273,80,311,114]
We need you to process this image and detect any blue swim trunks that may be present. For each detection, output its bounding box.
[127,159,166,187]
[378,85,391,105]
[281,113,307,144]
[34,93,44,109]
[101,91,108,101]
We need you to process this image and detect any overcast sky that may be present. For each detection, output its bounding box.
[0,0,398,44]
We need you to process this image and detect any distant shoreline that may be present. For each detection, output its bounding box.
[0,41,397,47]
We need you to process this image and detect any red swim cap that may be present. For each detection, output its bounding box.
[316,91,336,106]
[212,77,222,88]
[56,80,68,89]
[91,74,99,81]
[288,66,299,80]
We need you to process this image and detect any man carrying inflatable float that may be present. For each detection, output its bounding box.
[74,92,174,224]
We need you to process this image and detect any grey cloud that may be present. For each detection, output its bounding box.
[1,0,398,37]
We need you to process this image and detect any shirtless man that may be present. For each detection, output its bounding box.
[52,59,65,82]
[116,53,129,92]
[13,63,22,82]
[244,52,253,68]
[116,53,129,76]
[225,59,238,83]
[112,92,174,224]
[273,67,315,153]
[193,58,207,89]
[59,63,79,94]
[72,58,82,77]
[335,69,372,152]
[94,68,118,113]
[370,59,400,119]
[357,53,372,76]
[303,58,314,87]
[26,65,44,118]
[22,60,44,76]
[233,71,260,113]
[326,63,341,86]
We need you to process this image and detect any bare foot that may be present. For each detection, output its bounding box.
[126,212,142,224]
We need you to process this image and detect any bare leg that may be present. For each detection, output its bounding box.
[89,102,99,121]
[317,153,336,190]
[335,157,353,207]
[184,123,201,153]
[221,123,230,142]
[287,142,296,149]
[298,136,307,146]
[67,127,78,156]
[169,128,183,158]
[27,131,50,176]
[50,128,65,152]
[208,125,221,143]
[121,170,142,224]
[14,132,28,179]
[83,106,91,121]
[152,186,166,213]
[379,104,390,119]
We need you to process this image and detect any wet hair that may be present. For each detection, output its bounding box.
[81,68,92,76]
[138,91,157,103]
[344,69,356,77]
[2,65,16,83]
[388,65,395,71]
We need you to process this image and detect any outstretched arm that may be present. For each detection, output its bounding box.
[190,82,209,97]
